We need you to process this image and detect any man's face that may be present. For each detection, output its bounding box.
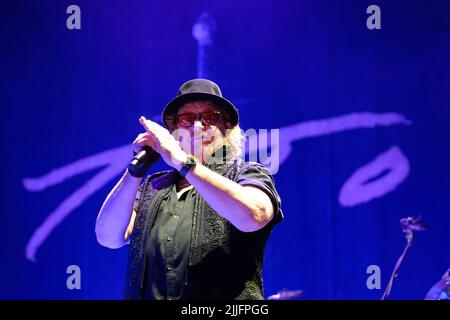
[173,101,231,161]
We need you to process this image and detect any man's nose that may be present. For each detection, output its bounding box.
[193,120,204,130]
[191,120,204,140]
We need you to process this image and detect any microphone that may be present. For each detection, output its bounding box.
[128,146,160,177]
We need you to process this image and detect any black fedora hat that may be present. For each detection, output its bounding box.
[162,79,239,128]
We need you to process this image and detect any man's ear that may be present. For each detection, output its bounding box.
[225,122,232,129]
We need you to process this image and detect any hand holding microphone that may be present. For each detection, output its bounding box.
[137,116,188,171]
[128,116,189,177]
[128,132,161,178]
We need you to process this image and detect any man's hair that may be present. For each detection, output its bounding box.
[224,124,246,161]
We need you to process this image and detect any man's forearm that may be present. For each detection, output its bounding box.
[95,170,142,248]
[185,163,273,232]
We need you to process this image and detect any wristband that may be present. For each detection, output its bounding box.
[178,154,198,178]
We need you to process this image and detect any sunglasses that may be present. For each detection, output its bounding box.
[174,111,223,127]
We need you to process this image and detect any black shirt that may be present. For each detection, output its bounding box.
[143,183,195,300]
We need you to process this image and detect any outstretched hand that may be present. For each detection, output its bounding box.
[139,116,188,170]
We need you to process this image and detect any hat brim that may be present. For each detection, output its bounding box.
[162,92,239,128]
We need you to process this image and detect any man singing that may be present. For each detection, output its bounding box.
[96,78,283,300]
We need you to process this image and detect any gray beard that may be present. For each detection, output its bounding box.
[189,137,226,165]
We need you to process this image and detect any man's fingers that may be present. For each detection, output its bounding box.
[139,116,178,153]
[139,116,155,132]
[141,117,162,140]
[140,116,167,133]
[139,116,167,142]
[133,132,146,144]
[139,116,147,125]
[133,131,158,152]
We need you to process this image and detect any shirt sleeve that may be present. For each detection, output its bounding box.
[235,162,284,226]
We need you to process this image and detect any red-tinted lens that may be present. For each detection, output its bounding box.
[176,113,197,127]
[176,112,221,127]
[200,112,220,125]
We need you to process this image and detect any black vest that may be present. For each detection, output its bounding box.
[123,159,277,300]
